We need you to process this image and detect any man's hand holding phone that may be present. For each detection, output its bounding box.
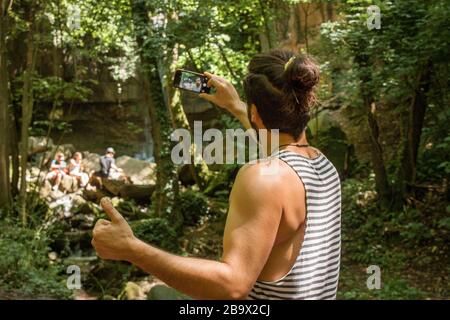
[199,72,251,130]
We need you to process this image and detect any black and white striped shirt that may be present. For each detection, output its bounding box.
[248,149,341,300]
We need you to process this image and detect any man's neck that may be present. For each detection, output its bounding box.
[266,131,308,156]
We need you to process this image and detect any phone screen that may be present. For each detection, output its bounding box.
[173,69,210,94]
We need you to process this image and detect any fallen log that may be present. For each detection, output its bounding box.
[83,188,112,202]
[119,184,155,202]
[102,179,127,196]
[28,145,50,157]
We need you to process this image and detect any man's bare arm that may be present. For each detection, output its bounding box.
[199,72,252,130]
[92,162,282,299]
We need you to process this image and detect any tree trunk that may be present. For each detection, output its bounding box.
[167,86,211,190]
[0,1,12,210]
[355,55,391,207]
[302,3,310,52]
[326,2,334,21]
[131,0,178,218]
[407,66,431,184]
[366,102,391,207]
[9,111,19,197]
[395,65,431,204]
[258,0,273,50]
[19,0,38,225]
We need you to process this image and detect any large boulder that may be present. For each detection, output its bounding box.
[28,136,54,154]
[147,284,191,300]
[81,152,101,173]
[40,179,53,198]
[28,137,54,167]
[115,156,156,185]
[54,144,76,159]
[60,174,79,193]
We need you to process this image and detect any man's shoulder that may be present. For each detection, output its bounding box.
[234,158,287,192]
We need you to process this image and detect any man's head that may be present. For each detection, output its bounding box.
[243,50,319,139]
[106,147,115,158]
[195,78,201,88]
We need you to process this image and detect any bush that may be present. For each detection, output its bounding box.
[131,218,180,253]
[178,189,210,227]
[0,218,70,298]
[43,217,72,257]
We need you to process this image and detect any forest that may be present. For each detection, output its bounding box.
[0,0,449,300]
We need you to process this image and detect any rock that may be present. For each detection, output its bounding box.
[115,156,156,185]
[147,284,191,300]
[28,136,54,154]
[49,194,74,217]
[72,195,85,207]
[40,179,53,198]
[55,144,76,159]
[48,251,58,261]
[60,175,79,193]
[28,137,54,167]
[121,282,145,300]
[49,189,66,200]
[82,152,101,173]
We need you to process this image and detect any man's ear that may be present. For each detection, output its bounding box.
[250,104,264,129]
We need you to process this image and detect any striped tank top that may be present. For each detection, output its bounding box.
[247,149,341,300]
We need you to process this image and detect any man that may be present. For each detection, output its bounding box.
[92,50,341,300]
[99,147,125,180]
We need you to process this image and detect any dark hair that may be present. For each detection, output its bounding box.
[243,49,319,139]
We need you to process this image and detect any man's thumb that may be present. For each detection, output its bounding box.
[101,197,125,223]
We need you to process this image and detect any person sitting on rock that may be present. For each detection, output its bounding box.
[68,152,89,188]
[100,147,128,181]
[47,152,67,191]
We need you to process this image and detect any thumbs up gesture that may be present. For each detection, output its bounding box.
[92,197,136,261]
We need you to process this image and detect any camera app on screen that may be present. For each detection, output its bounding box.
[180,72,203,93]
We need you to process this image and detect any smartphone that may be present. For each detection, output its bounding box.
[173,69,210,94]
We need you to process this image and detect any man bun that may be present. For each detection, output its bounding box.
[244,49,320,139]
[283,55,320,92]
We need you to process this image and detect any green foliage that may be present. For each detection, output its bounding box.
[42,217,72,257]
[341,176,449,267]
[338,267,426,300]
[372,279,426,300]
[131,218,180,253]
[84,260,134,299]
[0,218,70,298]
[178,188,210,227]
